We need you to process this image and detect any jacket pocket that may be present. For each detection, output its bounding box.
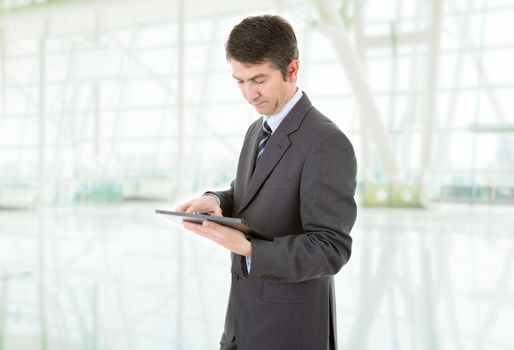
[261,280,318,304]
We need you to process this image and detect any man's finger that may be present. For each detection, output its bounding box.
[175,201,191,212]
[183,221,213,238]
[185,206,197,214]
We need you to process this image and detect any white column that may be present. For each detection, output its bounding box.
[37,19,49,350]
[177,2,185,193]
[94,12,101,158]
[38,21,49,205]
[419,0,442,200]
[94,84,101,157]
[0,271,6,350]
[176,3,185,349]
[0,25,5,119]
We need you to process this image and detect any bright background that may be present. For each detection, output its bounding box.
[0,0,513,349]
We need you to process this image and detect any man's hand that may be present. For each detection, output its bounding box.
[175,195,223,217]
[182,220,252,257]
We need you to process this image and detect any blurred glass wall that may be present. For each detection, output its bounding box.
[0,0,512,208]
[1,1,514,350]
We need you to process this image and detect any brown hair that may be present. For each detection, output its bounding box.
[225,15,299,79]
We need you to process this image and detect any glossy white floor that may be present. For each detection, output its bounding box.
[0,202,513,350]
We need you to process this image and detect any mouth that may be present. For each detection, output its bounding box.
[253,101,267,108]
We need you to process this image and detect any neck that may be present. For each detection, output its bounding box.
[279,85,297,111]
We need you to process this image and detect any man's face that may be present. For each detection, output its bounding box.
[230,59,298,116]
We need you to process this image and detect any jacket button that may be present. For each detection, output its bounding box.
[232,273,239,281]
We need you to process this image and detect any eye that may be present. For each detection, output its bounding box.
[254,78,266,84]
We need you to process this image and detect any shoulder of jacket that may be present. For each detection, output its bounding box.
[243,118,262,137]
[302,108,342,136]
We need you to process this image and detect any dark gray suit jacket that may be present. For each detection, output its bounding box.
[210,93,357,350]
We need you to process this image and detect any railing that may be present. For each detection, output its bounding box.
[440,185,514,204]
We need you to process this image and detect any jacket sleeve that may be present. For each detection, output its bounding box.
[204,180,235,217]
[247,130,357,283]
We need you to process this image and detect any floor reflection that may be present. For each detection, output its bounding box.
[0,203,513,349]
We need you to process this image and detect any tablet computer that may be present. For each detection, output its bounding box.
[155,209,273,241]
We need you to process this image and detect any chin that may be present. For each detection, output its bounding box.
[254,107,268,114]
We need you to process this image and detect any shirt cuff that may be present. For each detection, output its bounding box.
[246,256,252,272]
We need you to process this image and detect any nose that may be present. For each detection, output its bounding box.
[243,83,259,102]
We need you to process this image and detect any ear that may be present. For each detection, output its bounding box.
[286,60,299,82]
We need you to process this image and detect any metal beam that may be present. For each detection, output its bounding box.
[103,26,138,170]
[446,0,507,124]
[314,0,398,177]
[362,30,431,49]
[352,0,373,181]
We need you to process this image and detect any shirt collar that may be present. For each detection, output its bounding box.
[262,88,303,133]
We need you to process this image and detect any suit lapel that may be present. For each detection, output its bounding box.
[240,122,260,193]
[236,130,291,215]
[235,93,313,215]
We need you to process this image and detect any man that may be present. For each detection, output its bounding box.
[176,15,357,350]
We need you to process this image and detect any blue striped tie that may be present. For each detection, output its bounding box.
[256,121,272,164]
